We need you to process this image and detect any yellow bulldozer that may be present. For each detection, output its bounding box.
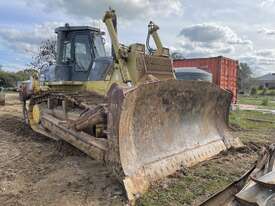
[20,9,242,202]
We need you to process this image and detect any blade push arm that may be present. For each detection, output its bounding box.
[147,21,169,57]
[103,9,132,85]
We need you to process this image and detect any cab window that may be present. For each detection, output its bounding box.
[74,35,92,71]
[93,35,106,57]
[62,40,71,63]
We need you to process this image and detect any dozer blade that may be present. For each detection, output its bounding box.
[106,80,242,201]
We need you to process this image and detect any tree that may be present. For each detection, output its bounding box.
[239,63,252,80]
[0,70,17,87]
[238,63,254,93]
[29,39,57,71]
[0,69,34,88]
[250,87,257,95]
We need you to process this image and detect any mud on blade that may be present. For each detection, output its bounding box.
[106,80,242,200]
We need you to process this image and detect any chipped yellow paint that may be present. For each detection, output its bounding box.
[83,81,123,96]
[32,104,41,124]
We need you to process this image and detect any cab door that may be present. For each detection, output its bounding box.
[71,32,94,81]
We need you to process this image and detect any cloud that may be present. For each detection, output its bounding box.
[255,49,275,57]
[0,63,25,72]
[172,41,235,58]
[0,17,106,56]
[171,23,275,76]
[0,22,59,54]
[179,23,252,45]
[2,0,275,76]
[173,23,252,58]
[240,49,275,75]
[27,0,184,20]
[260,0,275,7]
[258,27,275,37]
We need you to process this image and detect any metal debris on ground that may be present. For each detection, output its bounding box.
[200,144,275,206]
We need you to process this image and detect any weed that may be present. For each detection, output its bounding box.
[261,97,269,106]
[250,87,257,95]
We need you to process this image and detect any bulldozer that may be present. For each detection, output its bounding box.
[20,9,242,202]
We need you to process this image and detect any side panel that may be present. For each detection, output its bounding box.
[173,58,221,85]
[84,81,123,96]
[220,58,238,104]
[45,81,117,96]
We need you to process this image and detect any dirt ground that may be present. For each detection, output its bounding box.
[0,94,125,206]
[0,93,274,206]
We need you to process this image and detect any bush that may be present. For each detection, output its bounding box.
[261,97,269,106]
[250,87,257,95]
[261,88,268,95]
[0,69,32,88]
[259,85,264,90]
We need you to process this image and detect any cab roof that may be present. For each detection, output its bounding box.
[55,24,101,34]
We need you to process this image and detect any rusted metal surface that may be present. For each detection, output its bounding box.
[72,105,107,130]
[200,144,275,206]
[41,113,107,161]
[63,91,107,109]
[107,80,242,201]
[173,56,238,104]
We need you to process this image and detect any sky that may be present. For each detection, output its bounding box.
[0,0,275,76]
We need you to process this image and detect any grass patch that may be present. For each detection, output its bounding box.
[261,97,269,106]
[230,110,275,130]
[230,110,275,145]
[257,88,275,96]
[138,163,244,206]
[238,95,275,110]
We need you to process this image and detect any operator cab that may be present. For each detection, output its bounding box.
[42,24,113,82]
